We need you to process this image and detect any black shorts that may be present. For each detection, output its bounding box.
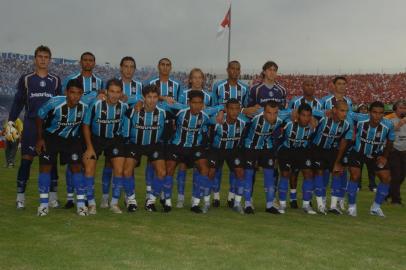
[348,150,389,171]
[311,146,338,171]
[91,135,125,159]
[166,145,207,164]
[208,148,244,169]
[278,147,313,171]
[125,143,165,162]
[39,133,82,165]
[244,148,275,169]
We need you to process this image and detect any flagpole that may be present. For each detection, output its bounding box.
[227,3,232,65]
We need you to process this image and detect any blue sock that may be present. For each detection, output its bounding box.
[290,189,297,201]
[235,178,245,196]
[264,168,275,204]
[192,169,202,198]
[163,175,173,200]
[244,169,254,202]
[50,165,58,192]
[374,182,389,205]
[198,174,211,197]
[145,163,154,188]
[314,175,324,197]
[340,171,348,198]
[176,170,186,196]
[102,167,113,195]
[302,179,314,202]
[38,172,51,204]
[278,177,289,201]
[229,172,236,194]
[84,176,95,202]
[17,159,32,193]
[323,170,330,188]
[112,176,123,201]
[65,166,74,196]
[331,175,342,197]
[347,181,359,205]
[152,176,164,198]
[72,172,85,207]
[213,168,222,193]
[192,172,200,198]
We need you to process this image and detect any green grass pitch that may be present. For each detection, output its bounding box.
[0,151,405,270]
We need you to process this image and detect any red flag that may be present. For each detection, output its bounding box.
[217,6,231,38]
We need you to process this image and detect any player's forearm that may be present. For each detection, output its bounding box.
[82,125,94,149]
[334,139,348,163]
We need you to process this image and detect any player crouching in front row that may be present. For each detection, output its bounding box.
[35,79,87,216]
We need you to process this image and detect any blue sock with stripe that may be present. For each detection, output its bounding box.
[72,172,86,208]
[17,159,32,194]
[65,166,74,200]
[331,175,341,197]
[302,179,314,202]
[278,176,289,202]
[102,167,112,195]
[264,168,275,204]
[176,170,186,196]
[163,175,173,200]
[111,176,123,205]
[244,169,254,203]
[38,172,51,205]
[314,175,324,197]
[84,176,95,204]
[347,181,358,205]
[374,182,389,205]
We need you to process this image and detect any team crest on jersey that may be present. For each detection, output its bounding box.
[268,159,274,166]
[343,156,348,163]
[153,115,158,122]
[236,128,240,134]
[338,127,343,133]
[237,90,241,97]
[305,160,312,167]
[92,82,96,89]
[197,119,202,125]
[40,80,46,87]
[269,91,274,97]
[234,158,241,165]
[112,148,119,155]
[195,151,201,157]
[71,153,79,161]
[77,111,82,118]
[131,86,136,94]
[376,132,381,137]
[152,151,159,158]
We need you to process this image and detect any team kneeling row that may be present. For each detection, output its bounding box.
[29,78,394,217]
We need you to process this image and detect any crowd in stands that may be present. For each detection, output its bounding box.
[1,53,404,105]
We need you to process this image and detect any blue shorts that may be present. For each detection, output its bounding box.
[21,118,37,156]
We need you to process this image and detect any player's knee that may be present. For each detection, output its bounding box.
[70,164,82,173]
[40,164,52,173]
[199,167,209,177]
[235,169,244,180]
[156,168,166,179]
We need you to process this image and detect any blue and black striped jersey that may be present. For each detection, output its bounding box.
[312,116,353,149]
[178,89,212,106]
[63,72,104,95]
[321,94,353,111]
[211,80,249,107]
[171,106,223,148]
[244,110,290,150]
[211,114,250,150]
[281,121,315,149]
[37,96,87,138]
[120,78,143,104]
[146,77,183,101]
[121,104,168,145]
[83,100,128,138]
[289,96,323,111]
[352,117,395,156]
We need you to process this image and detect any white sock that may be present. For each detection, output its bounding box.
[49,192,57,202]
[17,193,25,202]
[371,202,380,210]
[303,200,310,207]
[67,193,74,201]
[280,201,287,208]
[102,194,109,201]
[192,197,200,207]
[266,201,273,209]
[316,196,324,208]
[331,196,338,208]
[348,203,356,209]
[165,199,172,207]
[227,192,235,201]
[88,199,96,206]
[178,194,185,201]
[245,201,252,207]
[111,198,118,206]
[148,194,156,205]
[204,195,210,205]
[214,192,220,200]
[40,203,48,208]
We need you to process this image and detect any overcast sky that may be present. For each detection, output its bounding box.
[1,0,406,74]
